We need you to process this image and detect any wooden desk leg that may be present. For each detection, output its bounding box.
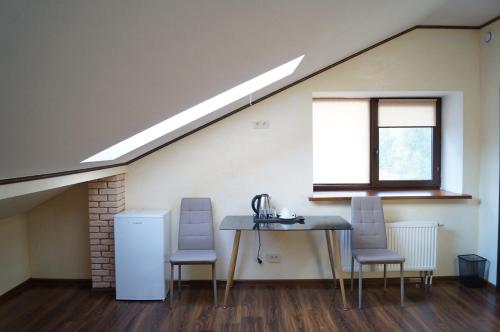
[331,230,348,310]
[325,230,338,289]
[223,230,241,308]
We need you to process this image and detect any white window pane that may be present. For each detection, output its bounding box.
[313,99,370,184]
[379,128,433,180]
[378,99,436,127]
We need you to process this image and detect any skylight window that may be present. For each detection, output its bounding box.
[82,55,305,163]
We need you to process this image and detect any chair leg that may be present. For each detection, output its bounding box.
[350,256,354,291]
[383,264,387,291]
[178,265,181,293]
[212,263,217,306]
[400,262,404,307]
[170,263,174,306]
[358,263,363,309]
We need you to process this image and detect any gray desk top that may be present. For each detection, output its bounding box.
[220,215,352,231]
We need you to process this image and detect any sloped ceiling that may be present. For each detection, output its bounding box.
[1,0,499,180]
[0,165,127,219]
[0,186,69,219]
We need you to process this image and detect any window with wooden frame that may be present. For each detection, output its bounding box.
[313,97,441,191]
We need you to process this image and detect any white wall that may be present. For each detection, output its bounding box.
[126,29,481,280]
[441,92,464,193]
[27,184,90,279]
[478,20,500,284]
[0,182,91,294]
[0,214,30,295]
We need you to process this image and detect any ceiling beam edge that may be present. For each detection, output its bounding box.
[0,165,128,197]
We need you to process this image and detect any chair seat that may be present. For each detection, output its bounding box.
[170,250,217,263]
[352,249,405,264]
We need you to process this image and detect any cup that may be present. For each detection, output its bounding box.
[279,208,295,219]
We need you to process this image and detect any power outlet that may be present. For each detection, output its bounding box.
[266,253,281,263]
[253,120,270,129]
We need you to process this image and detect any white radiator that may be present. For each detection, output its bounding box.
[339,221,438,276]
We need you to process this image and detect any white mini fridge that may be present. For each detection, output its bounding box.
[114,209,170,300]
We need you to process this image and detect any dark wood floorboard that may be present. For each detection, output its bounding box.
[1,281,500,332]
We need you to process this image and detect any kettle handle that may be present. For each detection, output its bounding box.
[251,195,260,214]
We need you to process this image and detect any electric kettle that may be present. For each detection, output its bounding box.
[251,194,272,218]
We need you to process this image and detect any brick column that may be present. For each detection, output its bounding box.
[88,174,125,288]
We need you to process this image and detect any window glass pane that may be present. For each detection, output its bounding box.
[379,127,433,180]
[313,99,370,184]
[379,99,436,127]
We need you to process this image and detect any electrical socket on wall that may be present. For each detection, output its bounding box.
[253,120,270,129]
[266,253,281,263]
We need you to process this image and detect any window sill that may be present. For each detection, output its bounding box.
[308,189,472,201]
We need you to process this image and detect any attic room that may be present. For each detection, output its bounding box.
[1,1,500,331]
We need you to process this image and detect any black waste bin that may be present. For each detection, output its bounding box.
[458,254,487,288]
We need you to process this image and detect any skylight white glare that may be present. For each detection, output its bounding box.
[82,55,304,163]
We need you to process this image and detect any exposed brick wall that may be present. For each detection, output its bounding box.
[88,174,125,288]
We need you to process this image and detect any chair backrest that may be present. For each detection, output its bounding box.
[351,197,387,250]
[178,198,214,250]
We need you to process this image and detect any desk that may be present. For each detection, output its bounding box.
[220,215,352,309]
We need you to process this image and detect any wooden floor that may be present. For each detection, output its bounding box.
[1,280,500,332]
